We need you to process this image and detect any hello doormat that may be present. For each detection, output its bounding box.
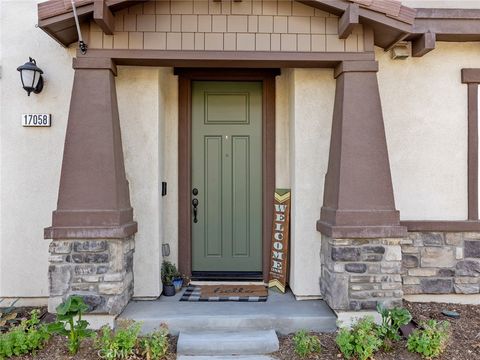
[180,285,268,302]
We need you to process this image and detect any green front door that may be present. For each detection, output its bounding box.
[191,81,263,273]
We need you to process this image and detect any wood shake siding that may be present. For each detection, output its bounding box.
[88,0,365,52]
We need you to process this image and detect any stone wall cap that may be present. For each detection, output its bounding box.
[317,221,407,238]
[44,222,137,240]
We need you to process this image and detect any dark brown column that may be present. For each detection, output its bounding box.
[462,69,480,220]
[45,58,136,315]
[317,61,406,238]
[45,58,137,239]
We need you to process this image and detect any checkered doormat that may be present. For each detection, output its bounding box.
[180,285,268,302]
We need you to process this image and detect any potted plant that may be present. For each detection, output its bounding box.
[173,274,183,292]
[161,261,177,296]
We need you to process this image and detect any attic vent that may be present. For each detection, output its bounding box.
[390,42,410,60]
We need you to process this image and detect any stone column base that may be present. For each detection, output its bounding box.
[320,235,404,311]
[48,236,134,315]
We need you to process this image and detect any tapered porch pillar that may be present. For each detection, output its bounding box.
[45,58,137,315]
[317,61,406,239]
[319,61,406,311]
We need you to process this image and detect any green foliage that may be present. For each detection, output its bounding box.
[407,319,450,359]
[140,325,169,360]
[47,295,94,355]
[0,310,50,359]
[161,261,180,286]
[377,304,412,343]
[96,322,142,360]
[292,330,321,358]
[336,316,383,360]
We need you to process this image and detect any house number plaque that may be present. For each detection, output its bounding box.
[22,113,51,127]
[268,189,291,293]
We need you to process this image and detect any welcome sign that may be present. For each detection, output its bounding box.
[268,189,291,293]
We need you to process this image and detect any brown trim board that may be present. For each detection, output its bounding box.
[410,9,480,42]
[175,68,278,282]
[468,83,479,220]
[462,70,480,220]
[77,49,374,68]
[402,221,480,232]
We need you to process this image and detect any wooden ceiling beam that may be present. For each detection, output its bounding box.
[338,3,359,39]
[93,0,114,35]
[412,32,436,57]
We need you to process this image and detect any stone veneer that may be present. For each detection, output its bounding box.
[320,235,404,311]
[402,232,480,295]
[48,237,135,315]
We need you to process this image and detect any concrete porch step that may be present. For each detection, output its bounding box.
[177,330,279,356]
[119,290,337,335]
[177,356,276,359]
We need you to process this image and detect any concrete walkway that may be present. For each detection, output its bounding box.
[118,289,337,335]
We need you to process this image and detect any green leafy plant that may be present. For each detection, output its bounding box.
[292,330,321,358]
[0,309,50,359]
[407,319,450,359]
[376,304,412,347]
[96,322,142,360]
[161,261,179,286]
[140,325,169,360]
[336,316,383,360]
[47,295,94,355]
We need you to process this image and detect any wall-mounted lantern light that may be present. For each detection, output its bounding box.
[17,57,44,96]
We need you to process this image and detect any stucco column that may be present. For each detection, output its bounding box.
[45,58,136,315]
[45,58,136,238]
[317,61,406,239]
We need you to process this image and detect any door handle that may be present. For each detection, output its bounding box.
[192,198,199,223]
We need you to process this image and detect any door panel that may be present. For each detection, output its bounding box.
[204,136,223,257]
[192,81,263,273]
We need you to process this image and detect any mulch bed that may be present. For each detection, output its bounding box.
[9,335,178,360]
[3,300,480,359]
[0,307,50,333]
[273,300,480,360]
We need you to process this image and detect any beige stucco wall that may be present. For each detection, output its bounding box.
[0,0,74,298]
[117,67,167,298]
[288,69,335,297]
[378,43,480,220]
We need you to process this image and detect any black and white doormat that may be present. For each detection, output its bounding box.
[180,285,268,302]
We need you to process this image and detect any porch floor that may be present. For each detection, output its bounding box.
[118,289,337,335]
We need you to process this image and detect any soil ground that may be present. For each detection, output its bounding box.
[274,301,480,360]
[3,300,480,359]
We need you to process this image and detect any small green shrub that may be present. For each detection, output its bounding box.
[336,316,383,360]
[292,330,321,358]
[161,261,179,286]
[140,325,169,360]
[0,310,50,359]
[376,304,412,350]
[96,322,142,360]
[407,319,450,359]
[47,295,94,355]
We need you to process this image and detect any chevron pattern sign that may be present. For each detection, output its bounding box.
[268,189,291,293]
